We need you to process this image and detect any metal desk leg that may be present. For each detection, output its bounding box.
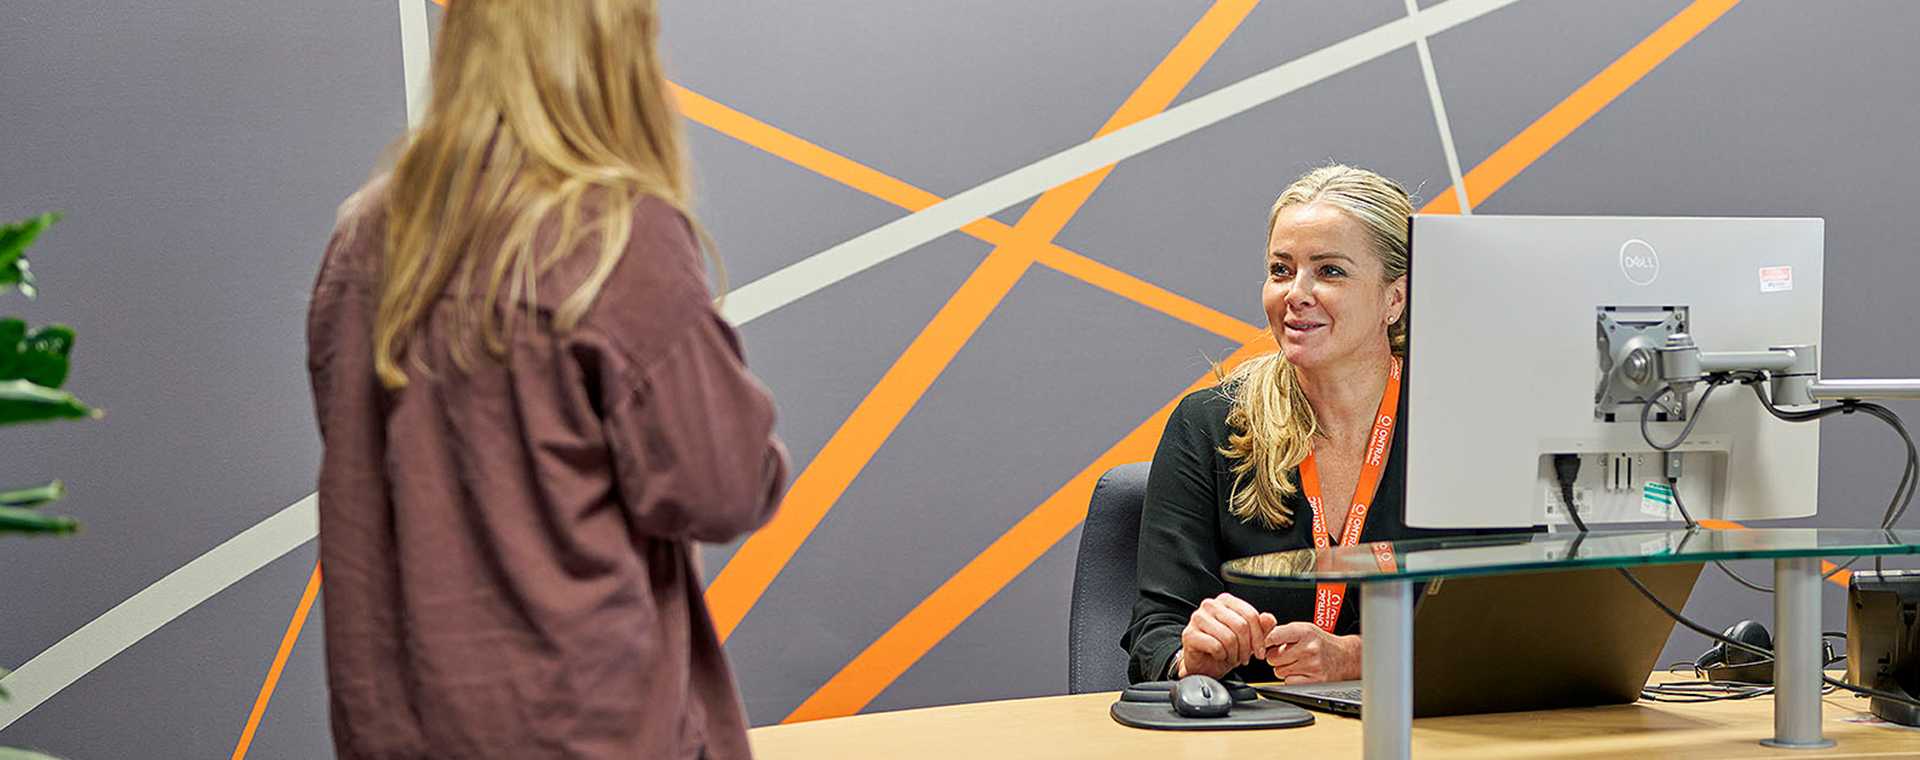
[1362,581,1413,760]
[1763,556,1834,749]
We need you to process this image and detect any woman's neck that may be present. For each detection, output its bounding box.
[1299,348,1394,444]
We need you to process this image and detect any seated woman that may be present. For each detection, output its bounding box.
[1124,164,1463,685]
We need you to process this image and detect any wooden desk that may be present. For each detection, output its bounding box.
[750,676,1920,759]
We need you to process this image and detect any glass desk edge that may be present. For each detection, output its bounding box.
[1219,528,1920,587]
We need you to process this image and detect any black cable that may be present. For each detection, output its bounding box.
[1648,376,1917,534]
[1550,450,1906,706]
[1844,404,1917,528]
[1648,376,1917,590]
[1561,482,1589,532]
[1750,380,1918,579]
[1641,680,1777,703]
[1640,382,1723,451]
[1647,635,1848,702]
[1561,369,1919,708]
[1662,472,1782,591]
[1714,560,1777,593]
[1749,382,1917,531]
[1551,453,1590,531]
[1547,448,1782,705]
[1615,566,1920,710]
[1612,376,1920,707]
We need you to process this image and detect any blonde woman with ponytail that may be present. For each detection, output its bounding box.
[307,2,787,757]
[1125,165,1458,687]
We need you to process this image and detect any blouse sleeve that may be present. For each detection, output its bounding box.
[600,311,790,543]
[1122,391,1227,682]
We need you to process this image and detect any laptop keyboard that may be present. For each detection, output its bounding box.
[1317,687,1364,702]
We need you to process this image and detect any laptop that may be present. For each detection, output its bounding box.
[1259,562,1702,718]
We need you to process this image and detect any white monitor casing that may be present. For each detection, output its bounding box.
[1405,215,1823,529]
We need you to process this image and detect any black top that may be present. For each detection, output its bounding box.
[1122,381,1471,684]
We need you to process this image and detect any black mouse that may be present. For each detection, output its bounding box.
[1170,674,1233,718]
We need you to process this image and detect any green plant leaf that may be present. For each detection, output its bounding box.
[0,505,77,534]
[0,212,58,299]
[0,320,73,389]
[0,380,94,425]
[0,481,63,507]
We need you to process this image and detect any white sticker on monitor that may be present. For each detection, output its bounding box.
[1760,265,1793,293]
[1545,485,1590,518]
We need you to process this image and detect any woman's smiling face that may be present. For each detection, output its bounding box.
[1263,203,1405,370]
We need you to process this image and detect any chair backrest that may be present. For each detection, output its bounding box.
[1067,461,1151,694]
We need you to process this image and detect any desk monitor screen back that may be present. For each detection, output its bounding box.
[1404,215,1824,529]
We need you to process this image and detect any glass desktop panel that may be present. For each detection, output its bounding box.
[1221,528,1920,586]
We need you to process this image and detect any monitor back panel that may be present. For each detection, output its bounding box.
[1406,215,1823,528]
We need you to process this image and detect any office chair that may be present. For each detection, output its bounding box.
[1067,461,1151,694]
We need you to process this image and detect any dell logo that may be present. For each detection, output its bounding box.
[1619,239,1660,286]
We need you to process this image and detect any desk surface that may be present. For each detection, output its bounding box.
[749,676,1920,759]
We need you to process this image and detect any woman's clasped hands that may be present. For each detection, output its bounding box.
[1179,593,1362,683]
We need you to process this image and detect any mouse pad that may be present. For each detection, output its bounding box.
[1109,690,1315,731]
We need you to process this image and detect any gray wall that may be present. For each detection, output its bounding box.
[2,1,1917,756]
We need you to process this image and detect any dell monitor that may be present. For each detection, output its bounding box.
[1403,215,1824,529]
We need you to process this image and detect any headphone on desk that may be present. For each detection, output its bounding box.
[1694,619,1774,676]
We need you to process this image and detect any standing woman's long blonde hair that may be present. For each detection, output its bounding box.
[1218,165,1414,529]
[372,0,712,389]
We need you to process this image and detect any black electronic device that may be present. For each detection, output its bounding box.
[1108,676,1315,731]
[1118,679,1258,705]
[1171,675,1233,718]
[1847,568,1920,726]
[1695,619,1775,684]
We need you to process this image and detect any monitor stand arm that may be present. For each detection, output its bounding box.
[1654,335,1920,404]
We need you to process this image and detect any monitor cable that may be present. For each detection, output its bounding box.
[1636,372,1917,590]
[1615,567,1920,710]
[1549,454,1920,710]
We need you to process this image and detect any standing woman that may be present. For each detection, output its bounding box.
[1124,165,1461,685]
[307,2,787,758]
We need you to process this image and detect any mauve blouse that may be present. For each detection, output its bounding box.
[307,186,787,759]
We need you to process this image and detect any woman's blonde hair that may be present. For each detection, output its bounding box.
[1218,164,1414,529]
[371,0,713,389]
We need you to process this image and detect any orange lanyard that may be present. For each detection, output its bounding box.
[1298,357,1402,633]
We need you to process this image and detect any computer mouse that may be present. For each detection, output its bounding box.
[1171,674,1234,718]
[1121,679,1257,703]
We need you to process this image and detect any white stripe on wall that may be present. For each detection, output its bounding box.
[1405,0,1473,213]
[719,0,1521,324]
[0,0,1522,731]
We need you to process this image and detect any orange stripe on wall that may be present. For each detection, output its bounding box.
[671,82,1262,341]
[1422,0,1741,214]
[703,248,1038,641]
[670,84,951,219]
[231,562,323,760]
[785,340,1272,722]
[1012,0,1262,243]
[703,0,1263,642]
[787,0,1751,720]
[1032,246,1267,343]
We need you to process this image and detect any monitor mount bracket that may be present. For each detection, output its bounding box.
[1596,306,1920,424]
